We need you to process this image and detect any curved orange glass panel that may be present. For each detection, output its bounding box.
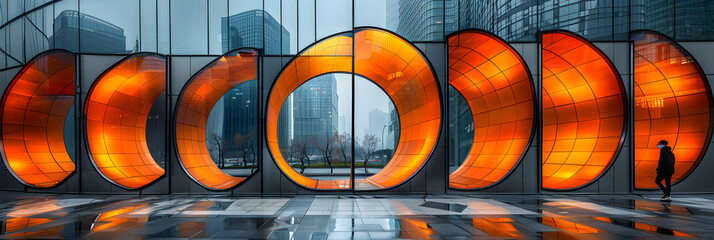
[85,53,166,189]
[266,28,441,190]
[632,31,713,189]
[541,32,626,190]
[1,50,75,188]
[447,30,535,189]
[174,50,258,190]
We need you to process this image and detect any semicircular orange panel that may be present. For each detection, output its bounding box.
[84,53,166,189]
[266,28,441,190]
[541,31,627,190]
[174,49,258,190]
[1,50,76,188]
[447,30,536,190]
[632,30,714,189]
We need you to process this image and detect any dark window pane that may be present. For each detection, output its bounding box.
[675,0,714,40]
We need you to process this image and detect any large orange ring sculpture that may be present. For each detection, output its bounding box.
[1,50,76,188]
[266,28,441,190]
[632,30,714,189]
[84,53,166,189]
[174,49,258,190]
[541,31,627,190]
[447,30,536,190]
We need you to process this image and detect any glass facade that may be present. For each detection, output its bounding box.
[0,0,712,194]
[2,0,714,69]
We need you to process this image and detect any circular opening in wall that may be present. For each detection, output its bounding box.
[276,73,400,190]
[266,28,441,191]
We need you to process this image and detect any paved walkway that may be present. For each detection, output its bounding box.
[1,192,712,239]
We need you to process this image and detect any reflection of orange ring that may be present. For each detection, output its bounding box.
[1,50,75,188]
[84,53,166,189]
[632,30,714,189]
[447,30,536,190]
[541,31,627,190]
[174,49,258,190]
[265,28,441,190]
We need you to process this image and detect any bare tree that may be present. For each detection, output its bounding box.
[336,133,351,166]
[234,131,256,169]
[289,139,310,174]
[313,133,339,173]
[360,134,380,174]
[208,133,228,168]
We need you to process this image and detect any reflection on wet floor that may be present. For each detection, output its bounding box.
[1,192,714,239]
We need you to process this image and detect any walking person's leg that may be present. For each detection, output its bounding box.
[655,175,666,196]
[664,175,672,197]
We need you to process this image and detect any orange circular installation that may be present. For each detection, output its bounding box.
[174,49,258,190]
[541,31,627,190]
[632,30,714,189]
[84,53,166,189]
[447,30,536,189]
[266,28,441,190]
[1,50,76,188]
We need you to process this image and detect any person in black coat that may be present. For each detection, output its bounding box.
[656,140,675,201]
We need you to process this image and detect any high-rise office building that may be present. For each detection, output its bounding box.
[291,75,339,151]
[221,81,258,150]
[365,108,388,140]
[221,9,289,54]
[51,10,126,53]
[387,0,444,41]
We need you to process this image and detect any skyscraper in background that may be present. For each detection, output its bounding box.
[51,10,127,53]
[386,0,444,41]
[221,81,258,149]
[448,0,630,41]
[291,75,339,152]
[365,108,388,140]
[221,9,289,54]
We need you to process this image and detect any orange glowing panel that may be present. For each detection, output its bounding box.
[541,31,627,190]
[84,53,166,189]
[447,30,536,189]
[632,30,713,189]
[1,50,75,188]
[266,28,441,190]
[174,49,258,190]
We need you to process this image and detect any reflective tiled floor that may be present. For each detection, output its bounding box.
[1,192,713,239]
